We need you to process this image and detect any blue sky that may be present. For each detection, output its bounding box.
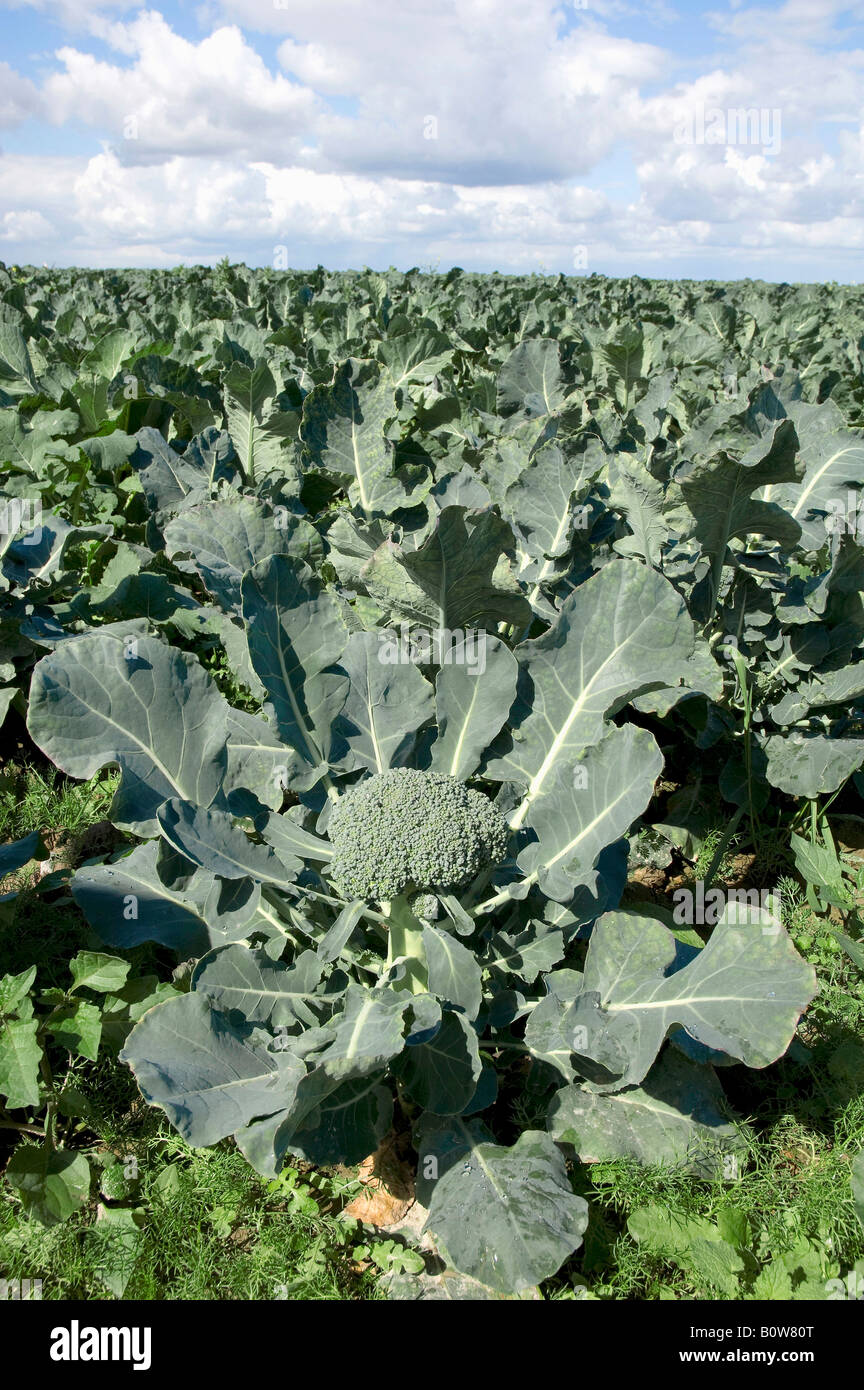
[1,0,863,279]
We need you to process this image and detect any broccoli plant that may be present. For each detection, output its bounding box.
[22,424,818,1294]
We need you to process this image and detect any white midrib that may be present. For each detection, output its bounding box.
[272,580,321,769]
[789,445,859,518]
[245,385,256,485]
[367,702,386,774]
[605,992,764,1013]
[763,443,860,512]
[542,357,556,414]
[217,985,317,1005]
[436,535,448,628]
[528,495,573,603]
[350,393,370,516]
[67,670,181,798]
[168,828,295,890]
[530,776,634,876]
[448,677,482,778]
[342,997,375,1061]
[510,643,622,830]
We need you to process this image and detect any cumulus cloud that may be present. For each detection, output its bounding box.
[0,0,862,275]
[41,12,319,163]
[0,62,43,129]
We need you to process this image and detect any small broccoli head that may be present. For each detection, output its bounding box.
[410,892,442,923]
[327,768,510,902]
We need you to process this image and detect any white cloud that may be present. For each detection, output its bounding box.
[0,61,43,128]
[0,208,53,240]
[40,12,318,163]
[0,0,863,275]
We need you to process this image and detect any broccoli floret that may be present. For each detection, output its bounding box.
[328,768,509,903]
[410,892,441,922]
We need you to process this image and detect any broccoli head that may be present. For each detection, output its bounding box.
[327,767,510,902]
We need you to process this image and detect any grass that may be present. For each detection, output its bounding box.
[0,765,133,989]
[555,1090,864,1300]
[0,762,119,843]
[0,1121,382,1300]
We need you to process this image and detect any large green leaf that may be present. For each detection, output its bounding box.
[164,495,322,615]
[48,999,102,1061]
[514,723,663,903]
[610,457,671,565]
[394,1010,481,1114]
[764,732,864,797]
[334,629,434,773]
[561,907,817,1088]
[223,359,300,487]
[71,842,264,953]
[192,945,331,1029]
[422,926,483,1019]
[0,307,38,395]
[423,1128,588,1292]
[28,631,229,835]
[762,398,864,550]
[224,707,298,811]
[157,799,301,888]
[670,418,802,585]
[302,358,425,517]
[0,966,37,1014]
[487,921,565,983]
[130,426,209,524]
[121,992,303,1146]
[771,664,864,724]
[241,555,349,789]
[484,560,693,825]
[377,325,454,388]
[547,1048,743,1175]
[0,831,45,883]
[593,322,656,407]
[362,507,531,632]
[497,340,565,420]
[0,407,78,477]
[308,984,409,1081]
[236,1070,393,1171]
[523,968,585,1080]
[429,635,518,780]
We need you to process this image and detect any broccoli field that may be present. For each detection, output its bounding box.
[1,260,864,1302]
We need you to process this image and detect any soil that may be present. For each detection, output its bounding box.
[343,1129,416,1228]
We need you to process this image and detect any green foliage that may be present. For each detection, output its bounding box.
[0,1132,384,1300]
[0,946,175,1221]
[3,262,864,1298]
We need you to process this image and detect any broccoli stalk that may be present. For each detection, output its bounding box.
[383,895,429,994]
